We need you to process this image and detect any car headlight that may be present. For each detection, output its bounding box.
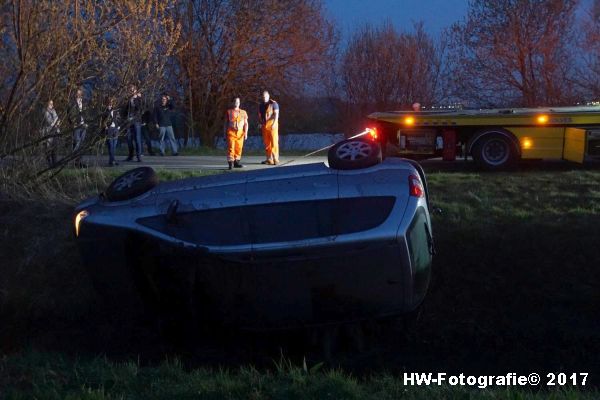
[74,210,89,237]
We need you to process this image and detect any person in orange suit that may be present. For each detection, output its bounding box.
[224,97,248,170]
[258,90,279,165]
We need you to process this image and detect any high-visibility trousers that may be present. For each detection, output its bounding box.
[227,129,244,161]
[262,120,279,161]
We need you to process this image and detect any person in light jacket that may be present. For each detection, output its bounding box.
[43,99,60,167]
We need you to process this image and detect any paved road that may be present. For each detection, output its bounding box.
[81,154,588,173]
[83,154,329,171]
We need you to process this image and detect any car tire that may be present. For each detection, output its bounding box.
[328,138,382,170]
[472,132,518,170]
[105,167,159,201]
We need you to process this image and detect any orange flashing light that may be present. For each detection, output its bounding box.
[366,127,378,140]
[404,116,415,125]
[537,115,549,124]
[522,138,533,149]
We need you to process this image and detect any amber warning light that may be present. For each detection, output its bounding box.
[366,127,378,140]
[537,115,549,124]
[404,116,415,125]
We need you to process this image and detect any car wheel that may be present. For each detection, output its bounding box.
[105,167,158,201]
[328,138,382,170]
[472,133,518,170]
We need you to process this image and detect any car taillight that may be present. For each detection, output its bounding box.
[408,174,424,198]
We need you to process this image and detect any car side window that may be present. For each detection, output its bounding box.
[138,197,396,246]
[138,207,249,246]
[248,199,336,244]
[335,196,395,234]
[248,197,396,244]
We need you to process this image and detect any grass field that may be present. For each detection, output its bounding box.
[1,163,599,398]
[1,351,597,399]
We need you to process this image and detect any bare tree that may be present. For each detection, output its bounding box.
[446,0,580,107]
[0,1,181,195]
[576,1,600,100]
[173,0,337,147]
[340,22,444,128]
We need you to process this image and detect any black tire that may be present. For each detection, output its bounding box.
[328,138,382,170]
[105,167,159,201]
[472,132,518,170]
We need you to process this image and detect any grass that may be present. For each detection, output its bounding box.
[1,167,221,202]
[1,163,600,397]
[1,351,597,399]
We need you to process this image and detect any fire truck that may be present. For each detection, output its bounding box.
[368,106,600,170]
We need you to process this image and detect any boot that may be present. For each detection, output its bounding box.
[228,161,233,170]
[234,160,244,168]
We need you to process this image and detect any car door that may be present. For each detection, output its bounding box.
[242,163,339,254]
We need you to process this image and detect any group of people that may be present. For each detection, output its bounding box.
[42,88,89,167]
[224,90,280,169]
[42,86,281,169]
[42,84,179,167]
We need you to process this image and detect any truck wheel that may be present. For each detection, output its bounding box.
[472,133,518,170]
[105,167,158,201]
[328,138,382,170]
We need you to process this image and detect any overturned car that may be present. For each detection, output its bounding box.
[74,138,434,330]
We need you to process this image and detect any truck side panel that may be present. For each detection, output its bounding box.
[563,128,586,164]
[507,127,565,159]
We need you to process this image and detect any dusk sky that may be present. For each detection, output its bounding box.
[324,0,595,41]
[323,0,470,39]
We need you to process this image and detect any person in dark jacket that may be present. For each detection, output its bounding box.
[154,94,179,156]
[141,109,156,156]
[102,97,121,166]
[125,84,143,162]
[69,88,88,167]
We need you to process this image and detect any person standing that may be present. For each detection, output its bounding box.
[69,88,88,167]
[258,90,279,165]
[141,109,156,156]
[125,84,143,162]
[42,99,60,167]
[224,97,248,169]
[412,102,421,112]
[103,97,121,166]
[154,94,179,156]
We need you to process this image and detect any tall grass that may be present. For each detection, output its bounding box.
[1,351,597,399]
[1,165,599,398]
